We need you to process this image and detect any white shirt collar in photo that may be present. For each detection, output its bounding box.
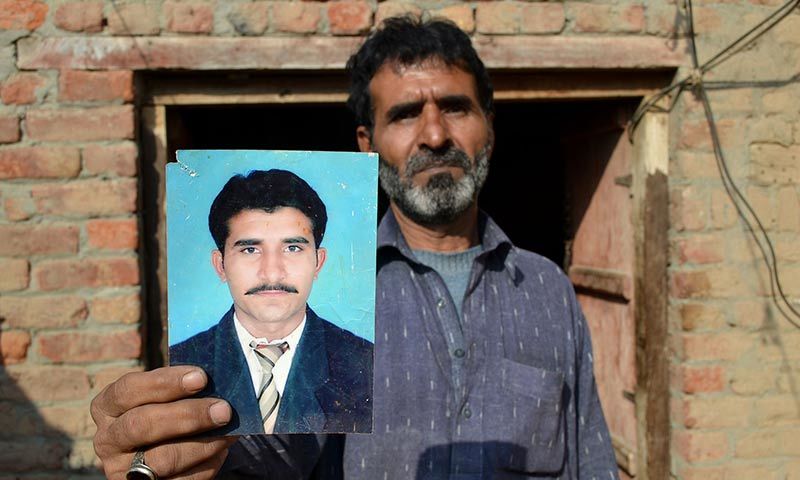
[233,311,306,398]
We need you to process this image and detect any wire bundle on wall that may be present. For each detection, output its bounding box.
[629,0,800,329]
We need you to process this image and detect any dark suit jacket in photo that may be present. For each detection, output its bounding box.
[169,306,373,435]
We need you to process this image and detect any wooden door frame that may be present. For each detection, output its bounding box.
[139,69,674,479]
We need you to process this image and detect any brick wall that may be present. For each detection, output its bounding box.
[0,0,797,477]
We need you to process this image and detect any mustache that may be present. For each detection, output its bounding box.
[245,283,299,295]
[405,147,472,178]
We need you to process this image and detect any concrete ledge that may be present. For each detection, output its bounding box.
[18,36,688,71]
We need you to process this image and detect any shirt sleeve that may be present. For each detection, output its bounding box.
[569,285,620,479]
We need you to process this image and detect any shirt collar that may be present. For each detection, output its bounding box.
[233,311,306,353]
[377,208,519,282]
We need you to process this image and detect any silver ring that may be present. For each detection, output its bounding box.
[126,450,158,480]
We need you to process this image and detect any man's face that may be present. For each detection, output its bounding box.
[211,207,326,336]
[357,60,494,225]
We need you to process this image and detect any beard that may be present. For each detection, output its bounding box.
[379,143,491,226]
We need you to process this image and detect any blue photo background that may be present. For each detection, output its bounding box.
[167,150,378,346]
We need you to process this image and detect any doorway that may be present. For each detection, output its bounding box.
[139,71,671,478]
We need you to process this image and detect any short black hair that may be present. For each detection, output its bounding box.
[208,169,327,252]
[346,16,494,131]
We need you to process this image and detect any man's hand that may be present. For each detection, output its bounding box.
[91,366,238,480]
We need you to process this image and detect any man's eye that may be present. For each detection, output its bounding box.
[241,247,258,254]
[285,245,303,253]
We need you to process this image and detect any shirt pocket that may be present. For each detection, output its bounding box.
[485,358,566,476]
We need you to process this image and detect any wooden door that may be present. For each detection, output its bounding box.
[563,105,638,478]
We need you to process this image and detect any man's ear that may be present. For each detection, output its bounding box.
[211,249,227,282]
[314,247,328,279]
[356,126,372,152]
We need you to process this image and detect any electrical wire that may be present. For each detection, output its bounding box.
[630,0,800,328]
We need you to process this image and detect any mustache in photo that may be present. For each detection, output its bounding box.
[405,146,472,179]
[245,283,299,295]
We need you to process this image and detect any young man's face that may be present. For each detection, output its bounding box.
[357,60,494,224]
[211,207,326,338]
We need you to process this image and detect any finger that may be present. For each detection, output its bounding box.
[98,437,236,480]
[92,366,208,422]
[98,398,232,454]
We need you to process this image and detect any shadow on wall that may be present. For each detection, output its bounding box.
[0,321,96,476]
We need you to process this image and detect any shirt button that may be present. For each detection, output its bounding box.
[462,407,472,419]
[437,298,445,309]
[453,348,465,358]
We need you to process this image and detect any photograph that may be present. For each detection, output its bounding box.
[166,150,377,435]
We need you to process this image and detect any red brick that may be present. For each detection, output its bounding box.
[0,330,31,364]
[0,146,81,180]
[37,329,141,363]
[478,2,563,34]
[59,70,134,102]
[676,235,725,264]
[227,2,269,35]
[777,187,800,232]
[87,218,138,250]
[165,1,213,34]
[3,195,35,221]
[682,332,753,361]
[33,257,140,291]
[431,4,474,34]
[674,430,728,463]
[691,6,722,34]
[327,1,372,35]
[0,72,46,105]
[0,224,80,256]
[82,142,138,177]
[749,143,800,186]
[26,106,134,142]
[32,178,137,217]
[39,405,95,438]
[272,2,321,34]
[571,3,613,33]
[0,0,47,30]
[520,3,565,34]
[476,2,517,34]
[679,303,725,331]
[54,1,103,32]
[682,396,751,429]
[0,258,28,291]
[0,114,19,144]
[375,2,422,27]
[681,364,725,393]
[671,270,711,298]
[670,186,707,231]
[710,188,738,229]
[107,1,160,35]
[92,365,144,392]
[736,430,800,458]
[3,365,90,401]
[0,295,87,328]
[619,5,645,33]
[679,118,737,151]
[89,292,140,324]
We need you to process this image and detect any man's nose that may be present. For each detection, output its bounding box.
[418,106,450,151]
[257,251,286,283]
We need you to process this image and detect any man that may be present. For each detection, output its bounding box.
[170,169,373,435]
[91,17,617,479]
